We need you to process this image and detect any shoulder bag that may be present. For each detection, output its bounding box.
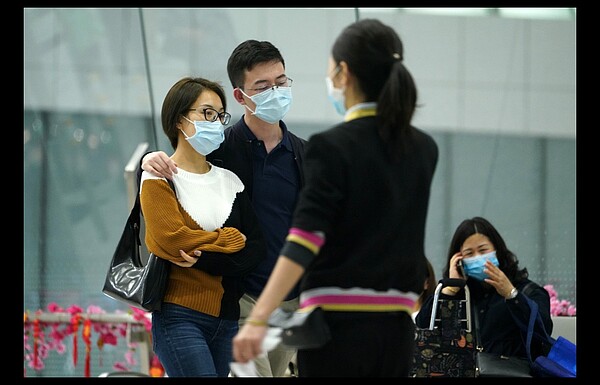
[474,307,532,377]
[102,179,175,312]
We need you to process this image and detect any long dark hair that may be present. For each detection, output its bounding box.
[442,217,528,283]
[417,258,437,310]
[331,18,417,161]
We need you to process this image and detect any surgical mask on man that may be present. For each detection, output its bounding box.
[181,117,224,156]
[461,251,499,281]
[240,87,292,124]
[325,76,346,116]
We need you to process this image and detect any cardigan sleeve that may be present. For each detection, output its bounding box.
[140,177,246,263]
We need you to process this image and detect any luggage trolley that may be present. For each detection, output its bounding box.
[429,278,472,333]
[411,278,477,377]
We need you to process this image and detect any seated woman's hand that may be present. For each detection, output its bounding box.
[448,252,466,279]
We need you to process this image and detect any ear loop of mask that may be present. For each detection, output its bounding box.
[180,116,194,138]
[238,88,257,114]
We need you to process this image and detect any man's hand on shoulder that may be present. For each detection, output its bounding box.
[142,151,178,179]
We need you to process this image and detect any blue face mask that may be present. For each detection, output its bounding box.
[325,76,346,116]
[462,251,499,281]
[241,87,292,124]
[181,117,224,156]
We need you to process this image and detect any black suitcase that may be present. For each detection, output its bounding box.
[411,278,477,377]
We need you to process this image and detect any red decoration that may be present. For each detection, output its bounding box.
[82,318,92,377]
[149,355,165,377]
[33,317,40,371]
[24,303,156,376]
[71,313,81,367]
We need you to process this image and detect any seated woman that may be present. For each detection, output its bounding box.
[415,216,552,359]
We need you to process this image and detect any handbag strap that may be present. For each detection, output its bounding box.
[512,296,556,363]
[133,178,177,246]
[135,177,176,215]
[523,298,538,363]
[472,300,482,352]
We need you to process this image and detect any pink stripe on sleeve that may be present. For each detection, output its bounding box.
[288,228,325,248]
[302,295,415,307]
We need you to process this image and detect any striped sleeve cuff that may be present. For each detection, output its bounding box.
[280,228,325,268]
[287,228,324,254]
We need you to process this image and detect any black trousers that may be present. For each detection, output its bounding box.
[297,311,415,377]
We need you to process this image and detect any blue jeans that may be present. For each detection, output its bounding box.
[152,302,238,377]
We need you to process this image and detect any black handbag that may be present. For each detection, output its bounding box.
[476,352,532,377]
[102,179,175,312]
[268,306,331,349]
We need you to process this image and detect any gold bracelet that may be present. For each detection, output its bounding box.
[446,286,460,294]
[245,318,268,327]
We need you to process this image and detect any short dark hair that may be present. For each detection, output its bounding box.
[161,77,227,150]
[226,40,285,89]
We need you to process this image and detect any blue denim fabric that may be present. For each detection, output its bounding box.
[152,303,238,377]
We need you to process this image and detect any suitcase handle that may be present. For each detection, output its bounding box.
[441,278,466,288]
[429,278,471,332]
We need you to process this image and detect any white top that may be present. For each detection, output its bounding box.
[140,163,244,231]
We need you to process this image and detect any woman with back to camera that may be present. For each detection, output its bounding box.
[140,76,265,377]
[415,216,552,359]
[231,18,439,377]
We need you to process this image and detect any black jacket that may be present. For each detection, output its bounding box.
[288,114,439,297]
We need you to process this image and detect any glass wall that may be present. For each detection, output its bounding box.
[23,8,576,376]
